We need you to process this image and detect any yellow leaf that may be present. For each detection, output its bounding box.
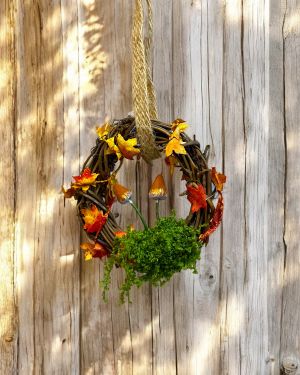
[170,119,188,139]
[105,137,122,159]
[165,138,187,157]
[117,134,140,160]
[96,122,111,140]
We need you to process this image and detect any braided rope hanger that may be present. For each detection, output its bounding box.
[132,0,160,161]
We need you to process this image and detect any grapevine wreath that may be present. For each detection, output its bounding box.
[63,0,226,303]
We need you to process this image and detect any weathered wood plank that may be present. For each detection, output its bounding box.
[221,0,270,373]
[241,1,269,372]
[268,1,286,374]
[16,0,80,373]
[172,1,223,374]
[78,1,115,372]
[172,3,202,373]
[220,0,249,373]
[191,1,224,374]
[151,1,177,375]
[0,0,17,373]
[78,0,117,372]
[78,1,151,374]
[280,1,300,373]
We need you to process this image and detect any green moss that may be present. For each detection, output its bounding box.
[101,215,203,303]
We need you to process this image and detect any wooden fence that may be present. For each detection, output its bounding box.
[1,0,299,374]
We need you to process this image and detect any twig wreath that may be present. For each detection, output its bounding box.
[63,0,226,303]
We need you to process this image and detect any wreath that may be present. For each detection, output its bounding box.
[63,0,226,303]
[63,117,226,302]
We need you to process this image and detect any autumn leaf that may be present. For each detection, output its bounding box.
[80,242,109,261]
[105,137,122,159]
[186,183,207,213]
[117,134,140,160]
[72,168,99,192]
[115,225,134,239]
[115,230,127,238]
[62,186,76,198]
[96,122,111,140]
[165,138,187,157]
[211,167,226,192]
[81,205,108,233]
[199,193,224,242]
[170,119,188,140]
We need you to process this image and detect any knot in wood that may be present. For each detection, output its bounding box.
[281,357,299,375]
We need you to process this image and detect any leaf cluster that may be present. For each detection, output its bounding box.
[101,215,203,303]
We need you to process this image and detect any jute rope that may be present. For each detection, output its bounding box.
[132,0,160,161]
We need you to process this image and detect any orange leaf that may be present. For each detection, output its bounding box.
[199,193,224,242]
[211,167,226,192]
[117,134,140,160]
[186,183,207,213]
[115,230,127,238]
[165,138,187,157]
[80,242,109,261]
[81,205,108,233]
[72,168,99,192]
[62,186,76,198]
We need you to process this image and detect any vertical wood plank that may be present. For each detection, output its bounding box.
[242,0,269,372]
[0,0,17,373]
[172,1,223,374]
[151,1,177,375]
[16,0,80,373]
[172,3,201,373]
[78,1,153,374]
[268,1,286,373]
[78,1,116,373]
[220,0,246,366]
[221,0,270,373]
[281,1,300,372]
[221,2,270,373]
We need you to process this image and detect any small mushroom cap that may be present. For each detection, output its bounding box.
[113,183,132,204]
[149,174,167,200]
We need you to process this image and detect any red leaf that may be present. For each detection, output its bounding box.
[81,205,108,234]
[200,193,224,241]
[186,183,207,213]
[81,242,109,260]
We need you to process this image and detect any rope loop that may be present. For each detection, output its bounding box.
[132,0,160,161]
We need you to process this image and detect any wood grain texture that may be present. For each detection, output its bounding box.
[1,0,300,374]
[281,1,300,373]
[151,2,177,375]
[15,0,80,373]
[0,0,17,373]
[268,1,286,374]
[172,1,224,374]
[241,0,269,372]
